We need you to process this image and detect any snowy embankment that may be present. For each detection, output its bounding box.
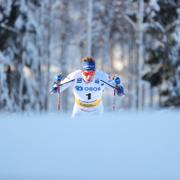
[0,111,180,180]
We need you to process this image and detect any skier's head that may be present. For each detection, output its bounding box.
[81,56,96,83]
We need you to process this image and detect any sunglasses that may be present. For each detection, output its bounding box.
[82,71,95,76]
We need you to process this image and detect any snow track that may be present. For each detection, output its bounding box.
[0,111,180,180]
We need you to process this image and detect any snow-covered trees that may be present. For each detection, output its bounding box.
[0,0,180,112]
[0,0,42,111]
[142,0,180,107]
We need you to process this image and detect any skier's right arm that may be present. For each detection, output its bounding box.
[51,72,75,94]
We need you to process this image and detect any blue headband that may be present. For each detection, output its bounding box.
[82,61,95,71]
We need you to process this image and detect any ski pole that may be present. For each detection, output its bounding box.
[112,76,121,111]
[57,85,61,111]
[55,74,62,111]
[112,87,116,111]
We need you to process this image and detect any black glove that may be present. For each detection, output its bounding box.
[113,76,124,96]
[116,85,124,96]
[52,82,59,93]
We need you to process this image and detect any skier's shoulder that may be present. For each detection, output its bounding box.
[61,70,81,84]
[66,69,81,79]
[95,69,106,76]
[96,69,111,81]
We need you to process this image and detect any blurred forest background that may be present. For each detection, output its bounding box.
[0,0,180,112]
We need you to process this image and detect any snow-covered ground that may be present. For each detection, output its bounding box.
[0,111,180,180]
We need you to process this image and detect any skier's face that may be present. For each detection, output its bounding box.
[82,70,95,83]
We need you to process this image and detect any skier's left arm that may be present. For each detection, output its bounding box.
[101,73,125,96]
[113,76,125,96]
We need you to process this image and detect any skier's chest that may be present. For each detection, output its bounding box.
[73,77,103,95]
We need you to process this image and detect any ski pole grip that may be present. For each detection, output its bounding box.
[55,74,62,83]
[114,76,120,86]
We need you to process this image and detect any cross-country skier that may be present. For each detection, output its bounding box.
[51,57,124,118]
